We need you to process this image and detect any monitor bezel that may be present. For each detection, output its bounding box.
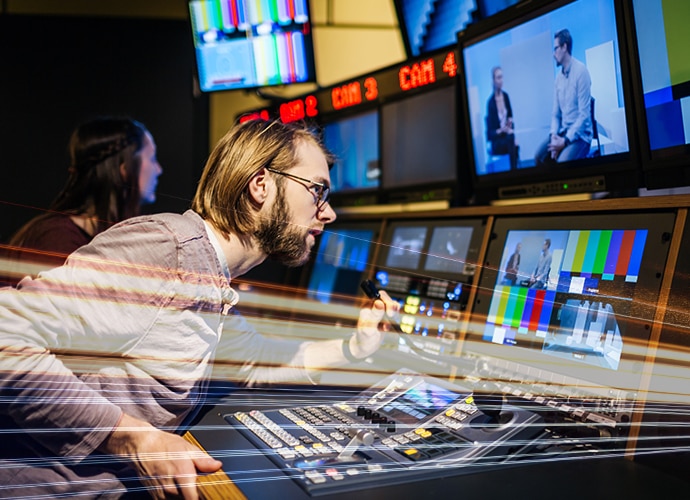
[456,0,642,203]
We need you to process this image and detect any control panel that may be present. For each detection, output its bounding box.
[374,273,469,341]
[226,370,543,496]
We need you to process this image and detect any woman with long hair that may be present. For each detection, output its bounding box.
[6,117,162,276]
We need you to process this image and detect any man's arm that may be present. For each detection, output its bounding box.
[303,290,398,370]
[566,63,592,143]
[550,76,562,137]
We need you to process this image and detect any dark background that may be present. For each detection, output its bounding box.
[0,13,209,242]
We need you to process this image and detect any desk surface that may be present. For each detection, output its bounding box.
[189,388,690,500]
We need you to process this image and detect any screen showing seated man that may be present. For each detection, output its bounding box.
[632,0,690,153]
[307,228,375,303]
[461,0,630,176]
[322,110,380,194]
[424,226,474,274]
[482,227,649,371]
[385,226,428,271]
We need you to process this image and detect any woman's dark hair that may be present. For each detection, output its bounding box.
[10,117,149,246]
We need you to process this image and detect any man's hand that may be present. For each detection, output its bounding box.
[351,290,400,359]
[548,134,566,159]
[101,413,223,499]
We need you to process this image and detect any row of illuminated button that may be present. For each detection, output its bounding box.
[279,408,332,443]
[304,463,385,485]
[234,412,284,449]
[395,427,471,462]
[432,399,478,431]
[380,429,424,448]
[248,410,301,446]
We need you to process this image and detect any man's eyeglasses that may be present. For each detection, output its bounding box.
[266,167,331,209]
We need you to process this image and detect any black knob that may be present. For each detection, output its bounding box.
[473,382,504,422]
[357,406,366,416]
[363,409,373,419]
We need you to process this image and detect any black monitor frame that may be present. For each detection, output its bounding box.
[456,0,641,203]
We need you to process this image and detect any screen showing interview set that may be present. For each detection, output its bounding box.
[467,212,675,391]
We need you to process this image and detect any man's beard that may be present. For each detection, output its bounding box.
[255,188,313,267]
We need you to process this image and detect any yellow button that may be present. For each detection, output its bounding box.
[404,448,419,456]
[466,396,474,404]
[313,443,323,448]
[414,428,426,435]
[445,409,455,417]
[421,431,432,438]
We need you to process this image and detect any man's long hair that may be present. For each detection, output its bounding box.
[191,119,331,239]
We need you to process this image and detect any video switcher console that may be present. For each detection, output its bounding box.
[226,369,543,496]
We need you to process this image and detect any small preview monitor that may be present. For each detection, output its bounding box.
[424,226,476,275]
[384,225,428,272]
[306,224,378,303]
[189,0,316,92]
[322,109,380,196]
[458,0,638,200]
[467,212,675,390]
[381,83,458,191]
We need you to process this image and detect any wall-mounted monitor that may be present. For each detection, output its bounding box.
[321,109,380,206]
[381,83,459,203]
[188,0,316,92]
[627,0,690,190]
[458,0,640,202]
[373,218,485,340]
[305,223,380,304]
[394,0,480,58]
[466,212,675,391]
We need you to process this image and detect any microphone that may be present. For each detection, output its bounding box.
[360,280,451,367]
[360,280,405,334]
